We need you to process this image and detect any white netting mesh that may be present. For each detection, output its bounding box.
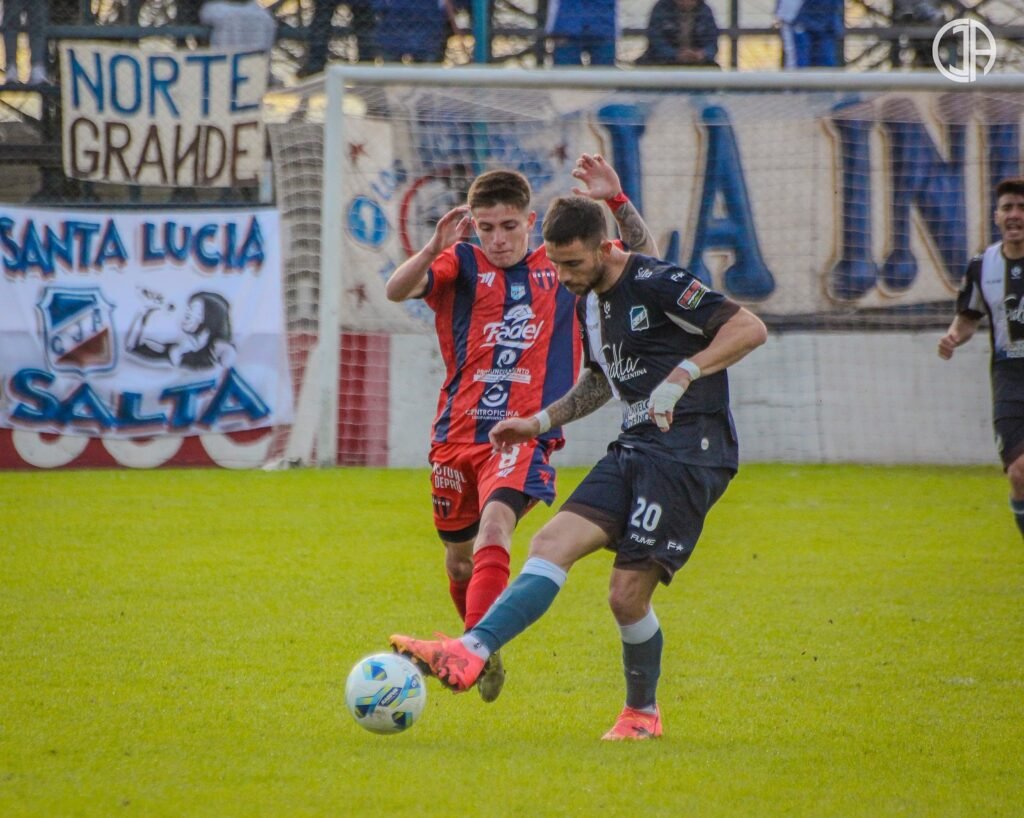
[264,69,1024,466]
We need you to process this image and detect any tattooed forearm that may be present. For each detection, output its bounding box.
[546,368,613,428]
[612,200,659,256]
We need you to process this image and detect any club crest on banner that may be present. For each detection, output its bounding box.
[37,286,117,374]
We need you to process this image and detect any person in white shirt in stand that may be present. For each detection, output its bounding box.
[200,0,277,53]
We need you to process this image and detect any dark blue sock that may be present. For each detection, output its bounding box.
[623,629,663,710]
[1012,498,1024,539]
[468,557,567,654]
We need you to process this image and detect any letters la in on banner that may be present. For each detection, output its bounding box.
[0,207,294,438]
[59,41,268,188]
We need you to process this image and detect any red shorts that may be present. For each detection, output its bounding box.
[429,439,557,535]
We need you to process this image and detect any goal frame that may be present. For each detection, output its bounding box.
[313,65,1024,467]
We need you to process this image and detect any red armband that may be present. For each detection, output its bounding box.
[604,192,629,213]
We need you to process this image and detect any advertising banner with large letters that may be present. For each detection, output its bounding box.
[0,207,293,441]
[311,85,1022,332]
[59,41,268,188]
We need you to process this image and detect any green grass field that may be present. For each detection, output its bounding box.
[1,464,1021,817]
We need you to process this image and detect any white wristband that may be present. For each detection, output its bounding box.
[677,359,701,381]
[533,409,552,434]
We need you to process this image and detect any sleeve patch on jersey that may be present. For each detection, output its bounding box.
[677,279,708,310]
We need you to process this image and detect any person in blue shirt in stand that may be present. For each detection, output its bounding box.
[373,0,458,62]
[545,0,617,66]
[636,0,720,68]
[775,0,844,68]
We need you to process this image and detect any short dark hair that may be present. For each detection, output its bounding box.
[541,196,608,247]
[995,178,1024,200]
[467,170,532,211]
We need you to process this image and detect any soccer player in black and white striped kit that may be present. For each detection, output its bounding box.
[939,177,1024,540]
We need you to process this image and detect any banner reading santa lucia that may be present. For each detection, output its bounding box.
[0,206,293,438]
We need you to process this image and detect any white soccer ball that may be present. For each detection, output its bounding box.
[345,652,427,735]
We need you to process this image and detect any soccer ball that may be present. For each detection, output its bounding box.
[345,652,426,735]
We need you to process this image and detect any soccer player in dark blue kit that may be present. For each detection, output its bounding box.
[939,177,1024,540]
[392,195,767,740]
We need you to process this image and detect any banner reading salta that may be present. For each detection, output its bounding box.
[0,206,293,438]
[59,41,268,187]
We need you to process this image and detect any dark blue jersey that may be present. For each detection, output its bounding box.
[578,253,741,469]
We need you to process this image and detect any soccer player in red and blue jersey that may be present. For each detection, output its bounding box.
[385,155,658,701]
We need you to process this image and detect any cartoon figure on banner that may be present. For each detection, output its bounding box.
[126,289,236,370]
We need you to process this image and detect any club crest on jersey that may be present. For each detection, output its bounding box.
[629,305,650,332]
[602,300,611,319]
[432,495,453,519]
[1012,265,1022,280]
[37,286,117,374]
[531,268,557,290]
[510,283,526,300]
[677,279,707,310]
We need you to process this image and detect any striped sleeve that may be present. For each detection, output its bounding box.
[955,256,985,319]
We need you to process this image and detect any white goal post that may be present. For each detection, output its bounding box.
[266,66,1024,468]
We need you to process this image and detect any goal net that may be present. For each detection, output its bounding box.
[265,67,1024,468]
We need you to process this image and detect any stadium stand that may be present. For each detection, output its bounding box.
[0,0,1022,207]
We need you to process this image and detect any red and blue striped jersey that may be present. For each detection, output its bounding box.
[424,242,582,445]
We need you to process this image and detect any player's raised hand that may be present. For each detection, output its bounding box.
[489,417,540,451]
[571,154,622,201]
[428,205,472,254]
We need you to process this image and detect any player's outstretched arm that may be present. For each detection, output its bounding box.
[490,367,613,450]
[570,153,659,257]
[938,314,980,360]
[385,205,472,302]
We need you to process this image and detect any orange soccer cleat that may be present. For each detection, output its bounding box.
[601,705,663,741]
[389,633,485,693]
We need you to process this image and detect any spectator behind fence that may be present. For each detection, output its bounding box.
[200,0,277,51]
[297,0,374,77]
[372,0,457,62]
[775,0,844,68]
[892,0,950,68]
[3,0,49,84]
[636,0,720,68]
[545,0,616,66]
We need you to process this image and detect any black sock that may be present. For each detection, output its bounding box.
[1011,498,1024,539]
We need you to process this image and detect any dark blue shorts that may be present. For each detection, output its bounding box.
[562,442,734,584]
[994,410,1024,470]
